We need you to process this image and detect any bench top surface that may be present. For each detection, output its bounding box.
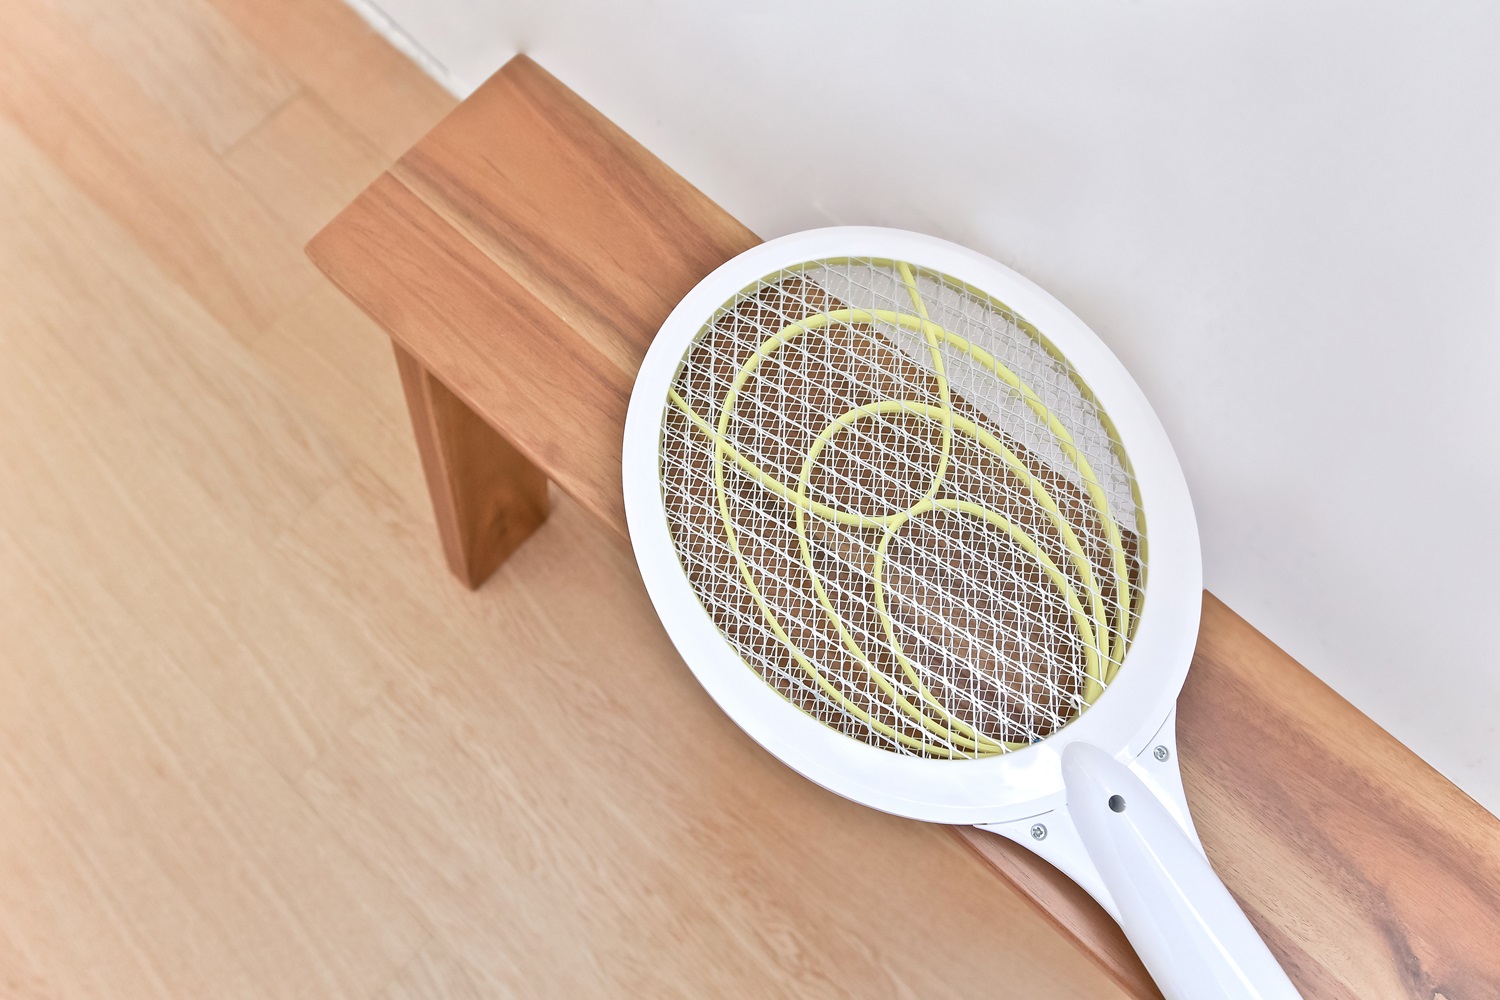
[307,55,1500,999]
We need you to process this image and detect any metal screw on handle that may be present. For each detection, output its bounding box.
[1031,823,1048,841]
[1154,745,1170,762]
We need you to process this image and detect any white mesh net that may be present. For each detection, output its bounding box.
[659,259,1145,758]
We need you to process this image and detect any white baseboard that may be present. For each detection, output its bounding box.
[342,0,463,96]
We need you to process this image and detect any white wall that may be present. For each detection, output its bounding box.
[351,0,1500,813]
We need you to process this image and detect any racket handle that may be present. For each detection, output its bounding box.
[1061,742,1302,1000]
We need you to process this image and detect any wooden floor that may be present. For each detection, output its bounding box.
[0,2,1125,997]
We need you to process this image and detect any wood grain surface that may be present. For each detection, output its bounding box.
[0,3,1122,997]
[308,54,1500,999]
[394,344,550,588]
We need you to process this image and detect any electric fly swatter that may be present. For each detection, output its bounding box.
[623,228,1301,1000]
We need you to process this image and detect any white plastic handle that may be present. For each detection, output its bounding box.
[1060,742,1301,1000]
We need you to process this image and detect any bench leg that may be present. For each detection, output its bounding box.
[393,343,550,589]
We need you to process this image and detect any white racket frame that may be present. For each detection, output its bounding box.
[624,227,1202,827]
[623,228,1303,1000]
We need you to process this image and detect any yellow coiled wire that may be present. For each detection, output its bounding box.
[667,263,1132,757]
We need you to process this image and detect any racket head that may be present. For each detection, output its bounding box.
[624,228,1201,825]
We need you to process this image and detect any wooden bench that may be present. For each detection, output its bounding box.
[307,55,1500,998]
